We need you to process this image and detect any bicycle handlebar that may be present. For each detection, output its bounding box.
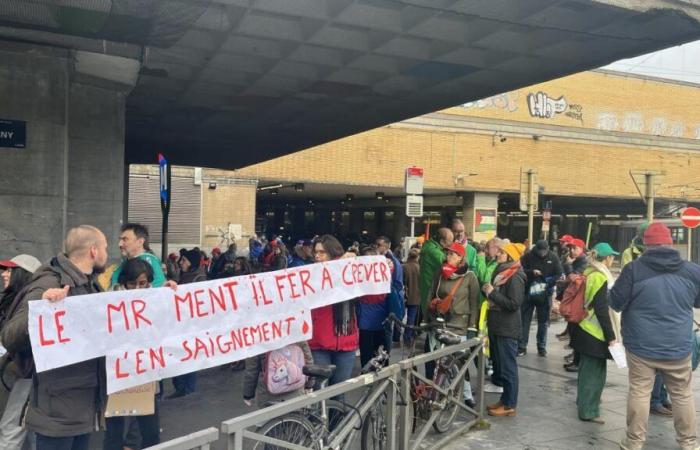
[361,346,390,374]
[384,313,431,331]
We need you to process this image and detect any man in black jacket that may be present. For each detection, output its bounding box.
[518,240,563,357]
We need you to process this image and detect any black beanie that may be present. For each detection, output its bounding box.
[183,249,201,270]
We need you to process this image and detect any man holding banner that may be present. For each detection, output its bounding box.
[1,225,109,450]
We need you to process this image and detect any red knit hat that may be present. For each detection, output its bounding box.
[644,222,673,246]
[446,242,465,258]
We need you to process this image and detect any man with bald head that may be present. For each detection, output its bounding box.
[2,225,108,450]
[419,227,454,316]
[451,219,477,270]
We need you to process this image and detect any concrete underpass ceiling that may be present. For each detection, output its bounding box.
[1,1,700,169]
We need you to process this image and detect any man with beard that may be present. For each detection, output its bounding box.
[110,223,166,287]
[1,225,109,450]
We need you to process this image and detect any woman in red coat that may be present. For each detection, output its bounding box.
[308,235,359,385]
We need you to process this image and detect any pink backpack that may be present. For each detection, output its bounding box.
[263,345,307,395]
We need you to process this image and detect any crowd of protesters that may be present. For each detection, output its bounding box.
[0,218,699,450]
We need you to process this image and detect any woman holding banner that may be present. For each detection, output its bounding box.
[308,235,359,386]
[104,258,176,450]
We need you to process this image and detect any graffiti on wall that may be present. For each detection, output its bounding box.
[565,104,583,123]
[527,91,567,119]
[597,111,689,138]
[461,92,519,112]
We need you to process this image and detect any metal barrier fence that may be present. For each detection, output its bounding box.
[149,337,487,450]
[146,427,219,450]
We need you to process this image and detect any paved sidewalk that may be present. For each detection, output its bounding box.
[444,318,700,450]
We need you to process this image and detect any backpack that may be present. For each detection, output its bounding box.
[559,274,589,323]
[263,345,307,395]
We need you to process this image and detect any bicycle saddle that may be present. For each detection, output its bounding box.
[303,364,336,380]
[436,332,461,346]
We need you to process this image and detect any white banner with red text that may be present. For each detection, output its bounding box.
[28,255,390,393]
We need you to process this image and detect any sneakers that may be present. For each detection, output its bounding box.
[483,382,504,393]
[538,349,547,357]
[581,416,605,424]
[517,349,527,357]
[564,362,579,372]
[487,401,503,411]
[488,405,516,417]
[464,398,476,409]
[650,404,673,417]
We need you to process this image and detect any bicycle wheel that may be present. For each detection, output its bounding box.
[432,366,463,433]
[360,394,388,450]
[326,399,358,448]
[254,413,320,450]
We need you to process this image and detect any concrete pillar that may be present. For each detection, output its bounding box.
[462,192,499,244]
[0,41,138,261]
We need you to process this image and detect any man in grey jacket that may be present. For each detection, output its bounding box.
[610,222,700,450]
[1,225,109,450]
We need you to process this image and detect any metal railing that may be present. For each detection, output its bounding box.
[222,337,486,450]
[149,337,487,450]
[146,427,219,450]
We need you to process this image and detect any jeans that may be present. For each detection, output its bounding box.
[172,372,197,394]
[311,350,356,387]
[490,335,519,408]
[404,305,419,341]
[519,296,550,351]
[651,371,669,408]
[36,434,89,450]
[0,378,32,449]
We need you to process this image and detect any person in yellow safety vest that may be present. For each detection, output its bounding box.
[570,242,620,424]
[621,222,649,268]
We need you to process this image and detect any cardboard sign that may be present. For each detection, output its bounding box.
[105,382,156,417]
[28,256,390,393]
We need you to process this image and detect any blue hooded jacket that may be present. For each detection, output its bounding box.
[610,247,700,361]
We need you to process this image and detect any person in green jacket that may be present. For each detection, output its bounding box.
[419,227,454,316]
[110,223,166,288]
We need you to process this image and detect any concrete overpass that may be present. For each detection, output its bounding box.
[1,0,700,259]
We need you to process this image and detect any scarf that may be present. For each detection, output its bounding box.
[441,263,459,279]
[587,258,615,288]
[333,300,356,336]
[493,260,521,287]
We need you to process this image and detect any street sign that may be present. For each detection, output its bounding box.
[0,119,26,148]
[681,207,700,229]
[519,168,538,212]
[158,153,172,262]
[406,195,423,217]
[405,166,424,195]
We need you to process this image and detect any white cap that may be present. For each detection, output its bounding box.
[0,254,42,274]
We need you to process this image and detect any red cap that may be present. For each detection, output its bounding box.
[570,238,586,249]
[446,243,466,258]
[644,222,673,246]
[559,234,574,244]
[212,247,221,255]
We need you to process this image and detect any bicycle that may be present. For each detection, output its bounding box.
[253,346,397,450]
[385,313,470,434]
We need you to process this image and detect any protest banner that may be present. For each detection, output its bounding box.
[28,255,390,393]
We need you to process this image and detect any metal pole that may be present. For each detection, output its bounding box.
[688,227,692,262]
[527,170,535,248]
[410,217,415,237]
[645,172,655,222]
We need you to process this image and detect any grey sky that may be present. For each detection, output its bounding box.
[604,40,700,84]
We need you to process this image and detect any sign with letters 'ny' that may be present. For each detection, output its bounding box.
[29,256,390,393]
[0,119,26,148]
